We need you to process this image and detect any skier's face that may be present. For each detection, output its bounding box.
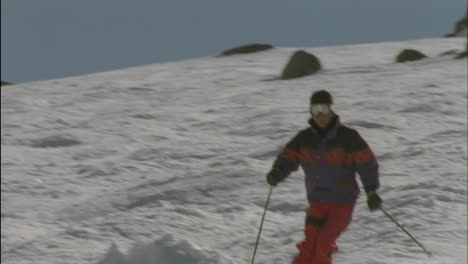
[313,112,333,128]
[310,104,333,128]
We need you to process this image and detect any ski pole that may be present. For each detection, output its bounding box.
[380,207,433,257]
[251,185,273,264]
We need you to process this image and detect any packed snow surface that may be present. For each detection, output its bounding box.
[1,38,467,264]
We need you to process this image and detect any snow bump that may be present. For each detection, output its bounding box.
[97,235,232,264]
[30,135,82,148]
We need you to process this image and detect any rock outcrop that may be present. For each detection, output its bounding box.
[220,44,274,56]
[280,50,322,80]
[445,9,467,37]
[396,49,427,63]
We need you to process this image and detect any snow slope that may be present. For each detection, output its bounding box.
[1,38,467,264]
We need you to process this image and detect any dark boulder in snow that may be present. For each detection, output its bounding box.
[395,49,428,63]
[220,43,274,56]
[1,80,12,86]
[280,50,322,80]
[445,9,467,37]
[440,40,468,59]
[456,50,467,59]
[438,50,460,56]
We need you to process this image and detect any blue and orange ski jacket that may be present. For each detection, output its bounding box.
[272,115,379,204]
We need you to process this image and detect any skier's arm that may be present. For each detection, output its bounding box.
[271,132,302,182]
[351,130,380,191]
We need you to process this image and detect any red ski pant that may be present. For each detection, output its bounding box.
[292,202,354,264]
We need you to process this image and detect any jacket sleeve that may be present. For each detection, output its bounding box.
[271,131,302,181]
[351,130,380,191]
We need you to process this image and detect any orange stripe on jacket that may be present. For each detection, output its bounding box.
[353,148,375,164]
[298,148,315,164]
[282,147,374,166]
[281,148,315,164]
[280,148,299,161]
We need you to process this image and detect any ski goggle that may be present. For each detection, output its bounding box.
[310,104,332,116]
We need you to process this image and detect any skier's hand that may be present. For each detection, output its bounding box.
[366,189,382,211]
[266,168,282,186]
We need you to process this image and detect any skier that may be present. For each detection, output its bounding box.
[266,90,382,264]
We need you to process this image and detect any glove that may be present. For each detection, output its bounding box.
[266,168,283,186]
[366,188,382,211]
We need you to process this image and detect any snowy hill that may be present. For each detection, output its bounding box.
[1,38,467,264]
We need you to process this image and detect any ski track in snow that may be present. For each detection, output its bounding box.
[1,38,467,264]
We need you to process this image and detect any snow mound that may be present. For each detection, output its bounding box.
[97,235,232,264]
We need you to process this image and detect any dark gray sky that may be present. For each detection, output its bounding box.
[1,0,466,83]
